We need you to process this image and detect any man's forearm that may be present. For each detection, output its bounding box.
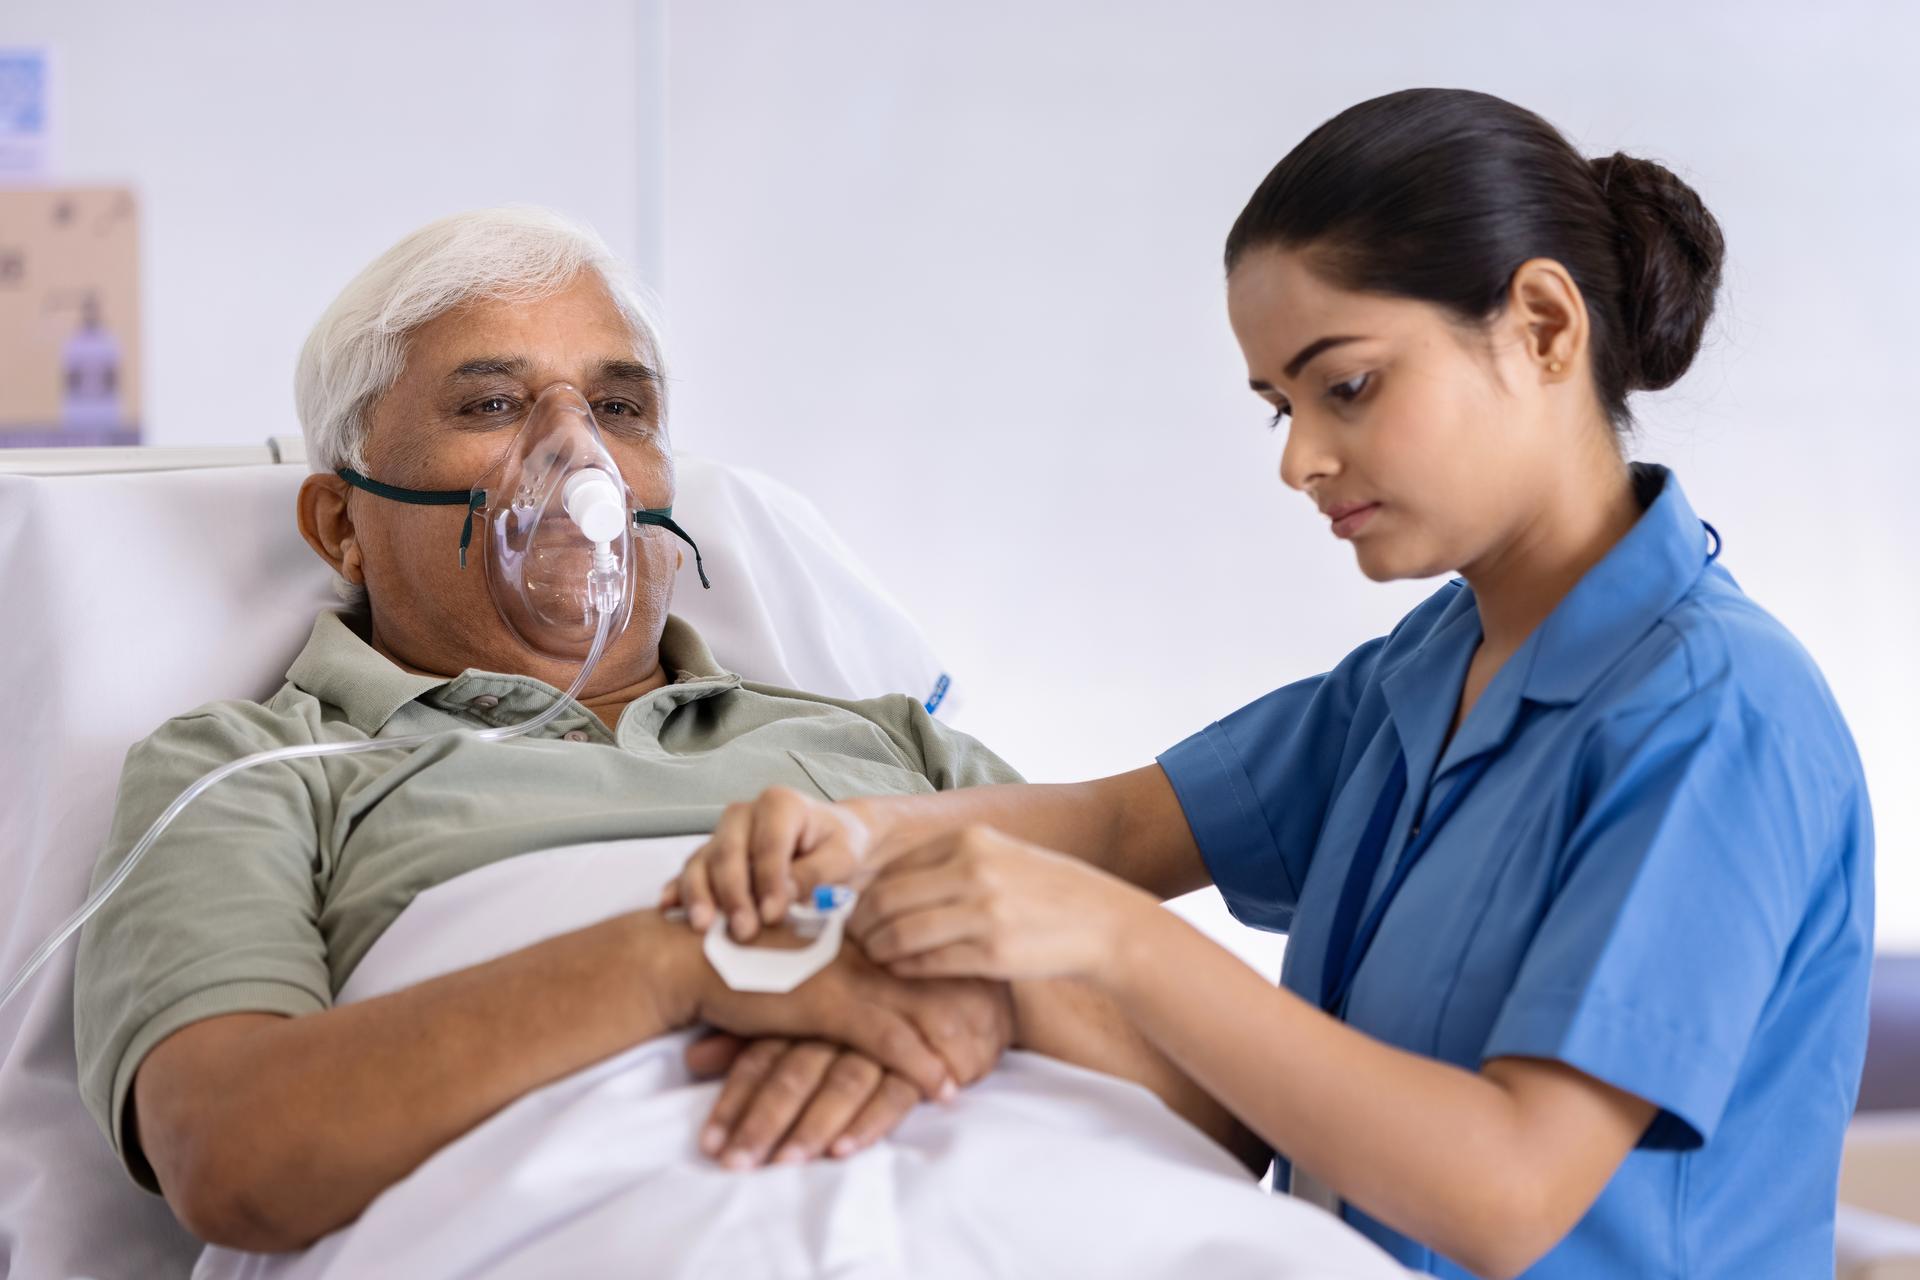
[1009,976,1270,1175]
[138,910,704,1251]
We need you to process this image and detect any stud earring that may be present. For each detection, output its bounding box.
[1547,360,1564,374]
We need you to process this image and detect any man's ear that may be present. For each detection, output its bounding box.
[297,473,366,584]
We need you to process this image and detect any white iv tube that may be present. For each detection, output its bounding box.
[0,488,629,1016]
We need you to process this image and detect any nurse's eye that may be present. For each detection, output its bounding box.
[1327,372,1373,405]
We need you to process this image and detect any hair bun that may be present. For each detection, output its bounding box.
[1588,152,1726,391]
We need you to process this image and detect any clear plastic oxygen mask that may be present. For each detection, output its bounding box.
[482,385,636,658]
[0,384,708,1015]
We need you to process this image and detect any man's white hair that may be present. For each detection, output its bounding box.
[294,206,666,476]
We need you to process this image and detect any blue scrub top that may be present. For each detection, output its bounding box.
[1158,465,1873,1278]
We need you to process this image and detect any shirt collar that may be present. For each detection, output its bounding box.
[287,611,448,733]
[1522,462,1715,706]
[656,613,729,682]
[1380,585,1483,789]
[286,610,737,735]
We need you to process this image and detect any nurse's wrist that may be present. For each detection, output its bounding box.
[1090,888,1175,997]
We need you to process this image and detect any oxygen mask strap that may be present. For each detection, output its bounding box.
[634,508,711,589]
[336,468,710,587]
[335,468,489,568]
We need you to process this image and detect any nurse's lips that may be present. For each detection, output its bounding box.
[1322,500,1381,539]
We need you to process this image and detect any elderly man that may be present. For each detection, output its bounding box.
[71,209,1261,1261]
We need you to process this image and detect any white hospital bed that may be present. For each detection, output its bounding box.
[0,442,968,1278]
[4,444,1911,1279]
[0,442,1421,1280]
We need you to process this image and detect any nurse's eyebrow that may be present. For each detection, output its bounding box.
[1249,335,1366,389]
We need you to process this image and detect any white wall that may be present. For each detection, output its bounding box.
[660,0,1920,954]
[8,1,1912,956]
[3,0,666,448]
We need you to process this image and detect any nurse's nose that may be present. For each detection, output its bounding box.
[1278,412,1340,493]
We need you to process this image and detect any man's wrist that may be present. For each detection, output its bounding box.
[624,910,711,1030]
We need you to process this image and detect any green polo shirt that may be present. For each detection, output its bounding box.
[74,609,1020,1191]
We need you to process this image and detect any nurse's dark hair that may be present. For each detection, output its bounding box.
[1225,88,1725,434]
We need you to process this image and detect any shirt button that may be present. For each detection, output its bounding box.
[470,694,500,710]
[562,729,590,743]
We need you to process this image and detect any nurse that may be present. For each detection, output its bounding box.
[669,87,1873,1279]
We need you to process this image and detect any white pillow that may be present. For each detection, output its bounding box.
[0,455,953,1280]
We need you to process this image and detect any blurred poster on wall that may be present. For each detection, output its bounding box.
[0,47,52,177]
[0,187,142,447]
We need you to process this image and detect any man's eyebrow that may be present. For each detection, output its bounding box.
[439,355,660,393]
[594,358,661,387]
[445,356,530,382]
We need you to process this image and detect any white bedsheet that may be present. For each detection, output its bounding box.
[0,455,960,1280]
[194,837,1404,1280]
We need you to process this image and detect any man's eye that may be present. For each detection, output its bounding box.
[594,402,658,439]
[1329,372,1372,403]
[467,396,517,415]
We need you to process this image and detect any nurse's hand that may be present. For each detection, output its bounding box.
[663,788,894,942]
[853,826,1160,983]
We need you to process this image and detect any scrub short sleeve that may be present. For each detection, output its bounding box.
[1481,689,1843,1148]
[74,704,332,1192]
[1157,634,1391,932]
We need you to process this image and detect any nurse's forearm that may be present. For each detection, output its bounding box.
[1099,909,1651,1280]
[1009,976,1270,1174]
[858,764,1208,898]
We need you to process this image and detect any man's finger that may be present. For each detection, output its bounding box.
[684,1031,745,1078]
[832,1074,921,1157]
[839,1007,954,1102]
[720,1040,838,1169]
[701,1037,789,1157]
[774,1051,884,1164]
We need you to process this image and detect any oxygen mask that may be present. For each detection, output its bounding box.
[333,382,708,660]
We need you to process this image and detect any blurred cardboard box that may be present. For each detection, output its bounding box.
[0,186,141,446]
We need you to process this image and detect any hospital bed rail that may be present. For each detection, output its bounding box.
[0,436,309,475]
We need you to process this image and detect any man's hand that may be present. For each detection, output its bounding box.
[691,940,1012,1103]
[663,788,892,941]
[685,1036,920,1168]
[685,973,1013,1168]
